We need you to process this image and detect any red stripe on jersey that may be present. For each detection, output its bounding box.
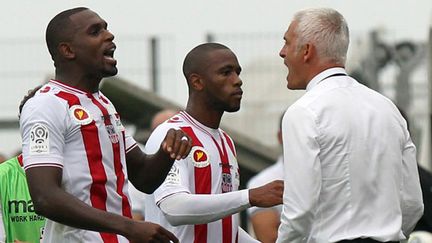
[211,136,232,243]
[222,131,236,157]
[180,126,210,243]
[89,95,132,219]
[56,91,118,243]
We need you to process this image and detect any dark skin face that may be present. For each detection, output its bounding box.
[202,49,243,112]
[56,9,117,93]
[186,49,243,128]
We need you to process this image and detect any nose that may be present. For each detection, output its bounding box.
[279,46,286,58]
[234,75,243,87]
[105,30,115,41]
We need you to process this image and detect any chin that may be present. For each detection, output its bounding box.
[103,67,118,77]
[225,105,241,113]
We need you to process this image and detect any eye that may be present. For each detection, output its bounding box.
[222,70,231,76]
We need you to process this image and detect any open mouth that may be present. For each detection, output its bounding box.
[103,45,117,64]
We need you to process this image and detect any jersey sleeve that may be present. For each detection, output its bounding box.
[20,94,69,170]
[144,123,191,203]
[125,131,138,153]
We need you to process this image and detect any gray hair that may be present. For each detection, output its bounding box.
[293,8,349,65]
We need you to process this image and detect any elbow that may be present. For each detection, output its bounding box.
[31,194,53,217]
[165,215,183,227]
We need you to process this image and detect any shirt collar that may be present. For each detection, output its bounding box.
[306,67,347,91]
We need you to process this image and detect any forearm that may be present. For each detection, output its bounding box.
[127,147,175,194]
[159,190,250,226]
[32,185,133,237]
[26,166,134,237]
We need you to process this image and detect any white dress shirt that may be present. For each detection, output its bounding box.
[277,68,423,243]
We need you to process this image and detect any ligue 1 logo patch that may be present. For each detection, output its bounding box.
[30,123,49,155]
[190,146,210,168]
[70,105,92,125]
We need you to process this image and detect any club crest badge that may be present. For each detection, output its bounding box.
[70,105,92,125]
[190,146,210,168]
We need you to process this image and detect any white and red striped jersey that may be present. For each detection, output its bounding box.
[20,80,138,243]
[145,111,241,243]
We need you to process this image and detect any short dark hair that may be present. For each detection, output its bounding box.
[182,43,230,81]
[45,7,88,61]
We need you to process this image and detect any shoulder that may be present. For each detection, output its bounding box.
[21,86,69,118]
[0,157,19,177]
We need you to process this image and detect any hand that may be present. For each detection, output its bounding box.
[127,221,179,243]
[18,85,42,117]
[249,180,284,207]
[160,128,192,160]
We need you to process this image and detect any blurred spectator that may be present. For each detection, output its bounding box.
[0,153,6,164]
[247,113,284,243]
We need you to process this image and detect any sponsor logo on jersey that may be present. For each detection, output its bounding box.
[70,105,92,125]
[30,123,49,155]
[105,124,119,144]
[222,173,233,192]
[190,146,210,168]
[165,164,181,185]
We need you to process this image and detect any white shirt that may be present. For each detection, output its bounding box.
[277,68,423,243]
[145,111,247,243]
[247,156,284,216]
[20,80,137,243]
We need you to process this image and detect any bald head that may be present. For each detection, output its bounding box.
[182,43,230,82]
[151,109,178,131]
[46,7,88,62]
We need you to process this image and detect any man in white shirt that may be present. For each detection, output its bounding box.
[144,43,284,243]
[277,8,423,243]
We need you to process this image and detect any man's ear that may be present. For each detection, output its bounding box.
[303,43,314,62]
[189,73,204,91]
[58,42,75,60]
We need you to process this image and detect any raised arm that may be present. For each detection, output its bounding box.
[126,128,192,194]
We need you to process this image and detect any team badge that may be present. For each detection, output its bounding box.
[190,146,210,168]
[70,105,92,125]
[29,123,49,155]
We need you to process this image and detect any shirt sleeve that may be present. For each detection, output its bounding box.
[277,106,321,243]
[158,190,250,226]
[20,94,68,170]
[400,131,424,236]
[144,124,191,202]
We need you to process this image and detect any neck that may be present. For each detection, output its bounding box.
[185,99,223,129]
[305,63,345,85]
[55,70,101,93]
